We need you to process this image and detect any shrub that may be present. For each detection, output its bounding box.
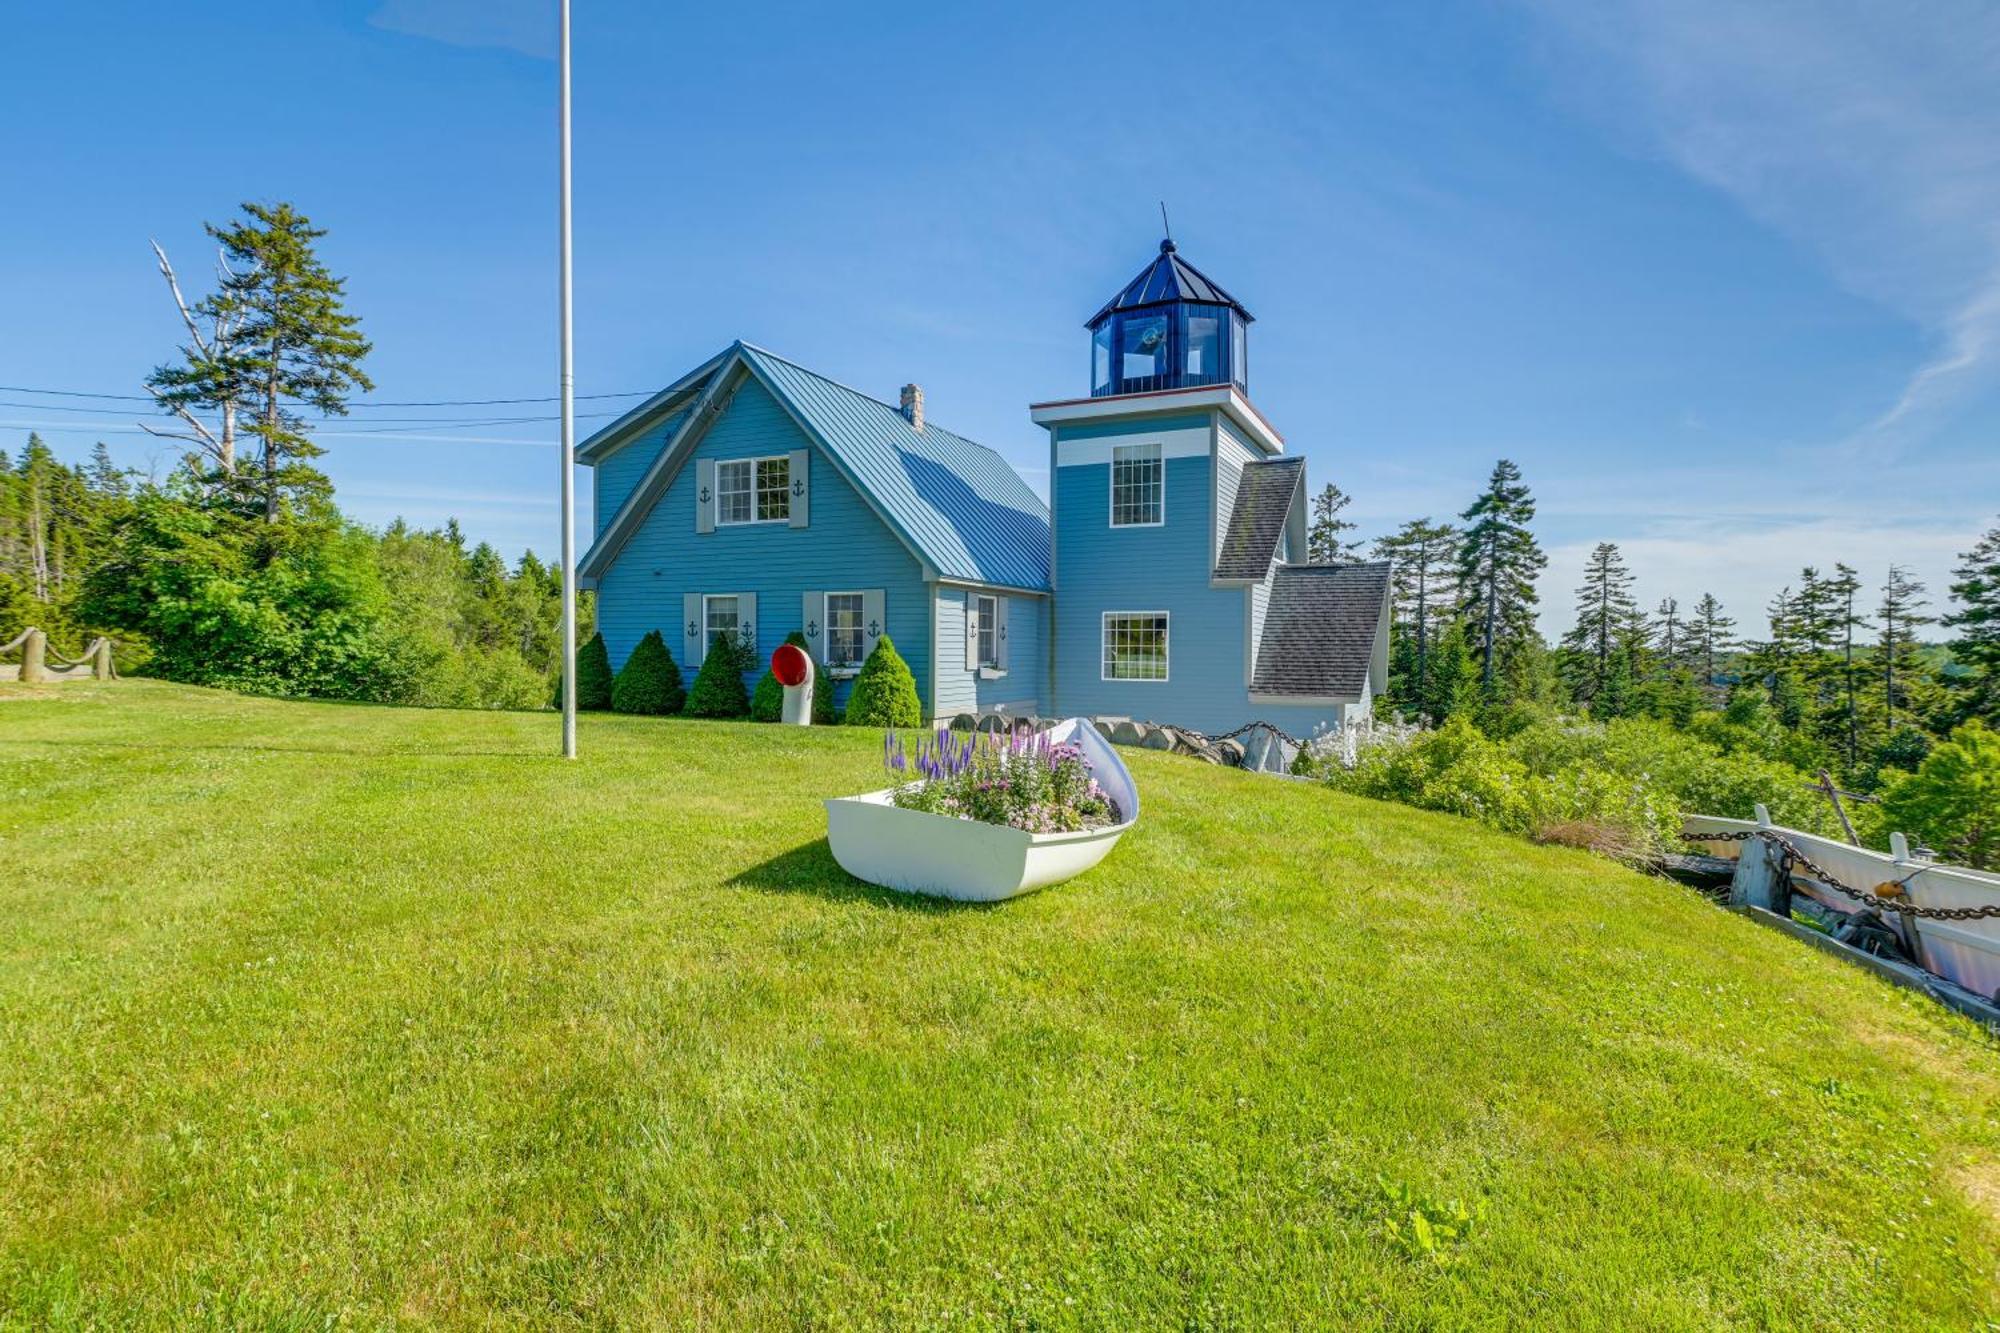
[844,633,921,727]
[1878,722,2000,870]
[684,631,751,718]
[1320,713,1841,863]
[611,630,685,715]
[750,631,835,723]
[576,631,614,710]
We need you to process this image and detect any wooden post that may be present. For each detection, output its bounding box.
[90,637,112,680]
[1817,769,1861,846]
[19,628,47,684]
[1730,805,1790,915]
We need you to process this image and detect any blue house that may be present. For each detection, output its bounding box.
[578,239,1391,738]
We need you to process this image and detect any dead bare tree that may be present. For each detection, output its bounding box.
[141,238,244,480]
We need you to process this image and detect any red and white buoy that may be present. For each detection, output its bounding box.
[771,643,815,726]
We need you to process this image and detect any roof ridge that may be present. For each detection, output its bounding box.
[737,341,1022,469]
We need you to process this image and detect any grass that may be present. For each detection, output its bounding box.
[3,680,1998,1328]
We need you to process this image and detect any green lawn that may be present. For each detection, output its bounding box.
[3,681,1998,1328]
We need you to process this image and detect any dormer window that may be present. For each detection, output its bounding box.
[1110,442,1164,527]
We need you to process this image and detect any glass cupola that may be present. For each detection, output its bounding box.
[1087,238,1252,397]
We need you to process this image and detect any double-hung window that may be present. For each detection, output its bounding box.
[824,592,865,668]
[1102,612,1169,681]
[975,594,998,668]
[716,455,790,525]
[704,594,740,648]
[1110,442,1163,527]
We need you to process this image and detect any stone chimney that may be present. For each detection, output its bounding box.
[899,383,924,431]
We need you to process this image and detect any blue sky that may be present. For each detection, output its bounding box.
[4,0,1997,634]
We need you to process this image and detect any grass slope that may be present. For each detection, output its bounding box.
[2,681,1998,1328]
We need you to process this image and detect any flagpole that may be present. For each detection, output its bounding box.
[557,0,578,759]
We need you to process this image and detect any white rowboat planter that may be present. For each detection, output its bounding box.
[824,717,1140,902]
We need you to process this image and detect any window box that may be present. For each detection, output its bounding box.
[824,718,1139,902]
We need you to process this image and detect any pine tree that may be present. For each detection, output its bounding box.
[612,629,686,715]
[1455,460,1545,691]
[1423,621,1483,725]
[1653,597,1682,668]
[1307,483,1362,564]
[1689,593,1733,701]
[683,631,750,718]
[1947,519,2000,722]
[1371,518,1458,719]
[1559,542,1637,704]
[87,443,128,499]
[844,633,922,727]
[575,630,614,710]
[206,202,374,521]
[1824,563,1869,767]
[1878,565,1932,733]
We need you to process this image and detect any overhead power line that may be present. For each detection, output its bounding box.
[0,383,654,408]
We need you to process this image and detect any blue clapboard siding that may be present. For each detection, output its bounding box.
[1049,415,1343,735]
[593,378,930,709]
[930,588,1048,717]
[592,408,685,535]
[980,594,1044,712]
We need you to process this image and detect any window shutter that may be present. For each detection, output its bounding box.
[695,457,715,534]
[739,592,757,663]
[963,590,979,671]
[682,594,704,667]
[801,589,824,661]
[996,596,1010,671]
[862,588,886,661]
[788,448,809,528]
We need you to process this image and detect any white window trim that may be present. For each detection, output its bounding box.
[1100,610,1171,683]
[975,594,1001,671]
[702,593,745,647]
[822,590,867,677]
[714,454,792,527]
[1108,441,1166,529]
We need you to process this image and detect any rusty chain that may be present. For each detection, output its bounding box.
[1683,829,2000,921]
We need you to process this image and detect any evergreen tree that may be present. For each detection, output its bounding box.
[88,443,128,499]
[683,631,750,718]
[1307,483,1362,564]
[1878,565,1932,734]
[1689,593,1734,702]
[1947,519,2000,721]
[1372,518,1457,719]
[844,633,922,727]
[1559,542,1637,704]
[1455,459,1545,691]
[612,629,685,715]
[1825,563,1868,768]
[207,202,374,522]
[1423,621,1483,725]
[1653,597,1683,668]
[575,630,614,710]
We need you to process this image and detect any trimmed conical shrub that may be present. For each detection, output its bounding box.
[750,630,835,723]
[684,631,752,718]
[844,633,921,727]
[576,631,614,711]
[611,630,685,715]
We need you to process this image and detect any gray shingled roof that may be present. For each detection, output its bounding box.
[1252,562,1392,699]
[1214,457,1304,580]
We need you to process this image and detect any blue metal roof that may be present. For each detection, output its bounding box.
[740,344,1052,592]
[1087,239,1253,328]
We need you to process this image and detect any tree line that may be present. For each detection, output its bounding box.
[1306,469,2000,797]
[0,202,577,708]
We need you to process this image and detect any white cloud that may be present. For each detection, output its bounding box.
[368,0,554,59]
[1519,0,2000,452]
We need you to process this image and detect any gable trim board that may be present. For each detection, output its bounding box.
[1029,383,1284,454]
[576,346,732,464]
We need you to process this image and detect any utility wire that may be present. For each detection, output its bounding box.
[0,383,654,408]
